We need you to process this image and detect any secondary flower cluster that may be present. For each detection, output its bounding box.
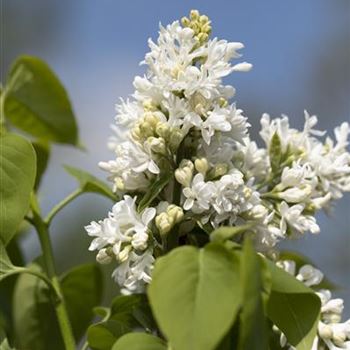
[277,260,350,350]
[85,10,350,348]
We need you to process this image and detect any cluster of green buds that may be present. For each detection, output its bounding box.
[155,205,184,236]
[181,9,211,45]
[131,108,184,157]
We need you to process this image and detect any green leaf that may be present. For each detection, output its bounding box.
[210,224,253,243]
[32,141,50,190]
[238,239,269,350]
[4,56,78,145]
[110,294,155,331]
[12,263,64,350]
[148,243,242,350]
[87,320,131,350]
[60,263,103,342]
[269,132,282,173]
[138,173,172,212]
[279,250,337,290]
[112,333,167,350]
[87,294,156,350]
[64,165,116,200]
[0,133,36,245]
[266,260,321,350]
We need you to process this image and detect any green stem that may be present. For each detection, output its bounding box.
[32,211,76,350]
[45,189,82,225]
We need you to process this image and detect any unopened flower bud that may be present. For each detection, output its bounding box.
[278,185,312,203]
[197,33,208,43]
[332,327,347,347]
[212,163,228,178]
[115,177,125,191]
[144,112,159,127]
[140,121,153,137]
[96,248,113,264]
[175,167,193,187]
[179,159,194,171]
[181,16,190,26]
[169,128,184,150]
[318,322,333,339]
[199,15,209,24]
[195,158,209,175]
[218,97,228,108]
[147,137,167,155]
[116,245,132,263]
[130,125,142,141]
[156,123,170,139]
[190,9,200,20]
[167,205,184,224]
[143,100,157,111]
[249,204,268,220]
[155,212,174,235]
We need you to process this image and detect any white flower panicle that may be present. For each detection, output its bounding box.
[85,195,156,293]
[85,10,350,339]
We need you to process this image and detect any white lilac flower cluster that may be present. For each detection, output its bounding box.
[277,260,350,350]
[85,10,350,346]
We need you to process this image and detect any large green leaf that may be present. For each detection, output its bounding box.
[148,243,242,350]
[12,263,64,350]
[112,333,167,350]
[0,133,36,245]
[266,260,321,350]
[64,165,116,201]
[60,263,103,342]
[12,262,103,349]
[4,56,78,145]
[237,239,269,350]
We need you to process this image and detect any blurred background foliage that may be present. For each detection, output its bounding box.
[2,0,349,315]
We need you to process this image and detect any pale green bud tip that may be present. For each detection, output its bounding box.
[195,158,209,174]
